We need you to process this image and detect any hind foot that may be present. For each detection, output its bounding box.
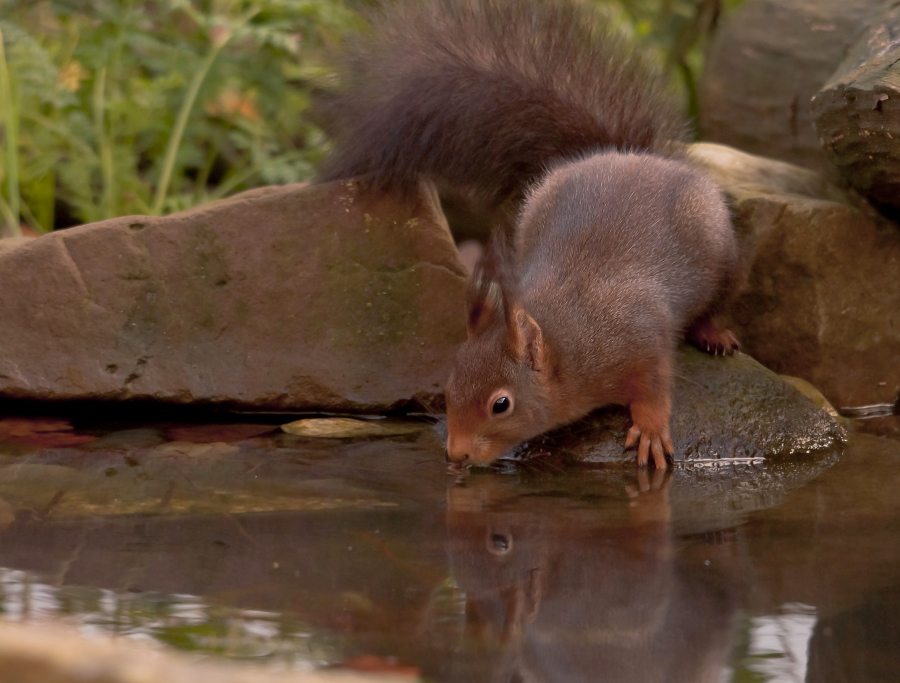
[687,316,740,356]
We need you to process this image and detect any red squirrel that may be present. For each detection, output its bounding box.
[316,0,739,468]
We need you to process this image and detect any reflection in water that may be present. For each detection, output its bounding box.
[0,568,340,666]
[1,416,900,680]
[740,605,817,682]
[444,471,738,683]
[807,587,900,683]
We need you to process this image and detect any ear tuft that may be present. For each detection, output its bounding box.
[465,231,515,339]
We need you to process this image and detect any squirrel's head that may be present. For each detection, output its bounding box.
[445,272,555,465]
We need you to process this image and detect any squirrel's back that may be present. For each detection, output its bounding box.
[517,151,736,382]
[316,0,686,209]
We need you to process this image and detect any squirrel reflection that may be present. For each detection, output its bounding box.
[445,470,738,683]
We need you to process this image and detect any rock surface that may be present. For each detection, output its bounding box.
[0,180,467,412]
[811,5,900,209]
[691,142,900,408]
[518,345,845,466]
[700,0,890,176]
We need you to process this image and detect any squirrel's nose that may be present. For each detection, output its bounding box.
[446,435,470,463]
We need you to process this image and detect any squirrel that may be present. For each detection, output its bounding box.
[316,0,740,469]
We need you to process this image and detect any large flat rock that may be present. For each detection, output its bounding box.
[0,180,468,411]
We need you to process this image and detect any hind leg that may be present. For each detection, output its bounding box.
[687,314,740,356]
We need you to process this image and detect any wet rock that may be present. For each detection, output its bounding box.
[699,0,889,176]
[779,374,846,425]
[166,423,278,443]
[458,448,839,539]
[0,180,467,412]
[0,403,837,526]
[811,5,900,209]
[521,346,844,466]
[83,427,167,450]
[0,463,85,489]
[690,142,900,409]
[281,417,427,439]
[154,440,242,460]
[0,431,436,519]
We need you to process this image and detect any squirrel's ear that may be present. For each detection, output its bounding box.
[466,230,515,340]
[508,304,546,371]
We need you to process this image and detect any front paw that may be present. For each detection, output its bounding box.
[625,423,673,469]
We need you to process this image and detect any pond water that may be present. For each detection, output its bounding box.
[0,410,898,682]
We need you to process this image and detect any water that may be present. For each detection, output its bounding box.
[0,411,897,681]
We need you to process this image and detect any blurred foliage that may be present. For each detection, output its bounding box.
[0,0,359,234]
[0,0,741,235]
[601,0,746,125]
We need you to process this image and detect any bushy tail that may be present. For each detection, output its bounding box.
[315,0,686,209]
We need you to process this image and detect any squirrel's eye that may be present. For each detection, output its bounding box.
[488,532,513,555]
[492,396,511,414]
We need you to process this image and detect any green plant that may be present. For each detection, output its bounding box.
[0,0,359,232]
[0,23,21,236]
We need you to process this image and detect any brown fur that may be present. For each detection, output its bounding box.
[316,0,739,467]
[446,154,738,467]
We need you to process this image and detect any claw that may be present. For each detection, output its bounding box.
[688,318,740,357]
[625,424,640,449]
[625,424,673,469]
[651,438,666,469]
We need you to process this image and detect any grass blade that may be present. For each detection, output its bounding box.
[151,9,258,216]
[93,66,116,220]
[0,24,21,237]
